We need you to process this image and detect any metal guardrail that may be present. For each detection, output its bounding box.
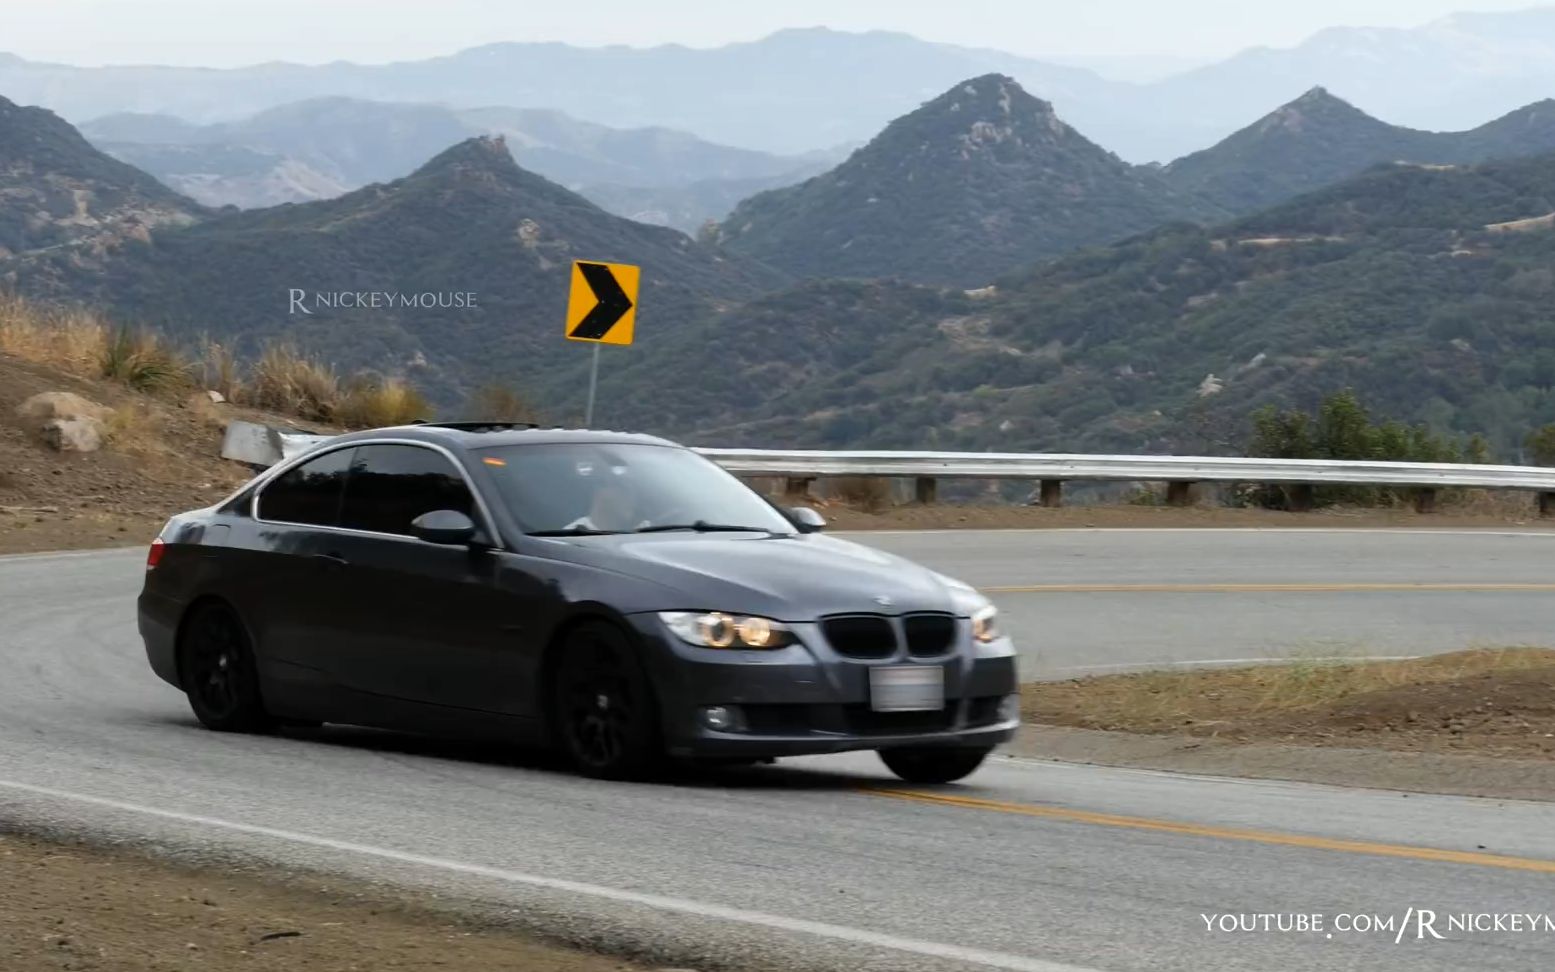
[221,422,1555,512]
[697,448,1555,511]
[220,421,330,467]
[696,448,1555,488]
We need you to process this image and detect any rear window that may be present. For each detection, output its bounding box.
[256,447,354,526]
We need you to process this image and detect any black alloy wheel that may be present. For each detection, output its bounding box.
[553,621,663,779]
[178,602,272,733]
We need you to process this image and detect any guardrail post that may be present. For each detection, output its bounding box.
[1287,484,1315,512]
[1542,492,1555,518]
[1039,479,1062,508]
[1414,488,1438,514]
[913,476,937,504]
[784,476,814,499]
[1165,481,1196,507]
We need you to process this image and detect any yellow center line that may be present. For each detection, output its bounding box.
[985,582,1555,594]
[865,788,1555,874]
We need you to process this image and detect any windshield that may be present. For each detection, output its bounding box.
[478,443,797,536]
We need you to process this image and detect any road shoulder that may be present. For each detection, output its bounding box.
[0,829,647,972]
[1010,724,1555,802]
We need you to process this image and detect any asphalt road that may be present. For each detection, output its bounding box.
[3,533,1555,972]
[858,528,1555,676]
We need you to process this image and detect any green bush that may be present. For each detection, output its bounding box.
[1246,389,1485,508]
[1527,424,1555,466]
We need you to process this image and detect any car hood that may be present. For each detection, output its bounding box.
[543,532,958,620]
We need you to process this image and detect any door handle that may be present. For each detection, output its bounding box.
[313,552,349,568]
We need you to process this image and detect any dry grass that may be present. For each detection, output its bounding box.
[103,402,167,456]
[0,294,111,376]
[1029,647,1555,732]
[199,337,243,402]
[246,346,433,428]
[1444,487,1539,518]
[832,475,892,513]
[247,343,341,421]
[466,383,540,423]
[1,296,195,396]
[336,376,430,429]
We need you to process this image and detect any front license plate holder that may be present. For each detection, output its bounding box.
[869,665,944,712]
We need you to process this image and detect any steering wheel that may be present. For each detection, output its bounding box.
[640,506,688,528]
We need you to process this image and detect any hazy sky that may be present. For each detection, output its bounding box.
[1,0,1543,68]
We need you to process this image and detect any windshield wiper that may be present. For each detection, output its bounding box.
[527,527,625,537]
[635,521,776,534]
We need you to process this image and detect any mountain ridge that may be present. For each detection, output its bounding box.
[3,130,787,409]
[0,95,202,257]
[599,148,1555,457]
[1163,87,1555,213]
[12,17,1555,163]
[79,97,829,227]
[0,28,1119,156]
[715,74,1224,286]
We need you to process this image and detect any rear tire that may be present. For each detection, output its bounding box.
[177,601,273,734]
[551,621,663,780]
[878,745,992,784]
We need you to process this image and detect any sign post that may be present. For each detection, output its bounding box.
[565,260,640,428]
[584,343,601,426]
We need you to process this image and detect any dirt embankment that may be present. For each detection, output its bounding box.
[0,831,646,972]
[1016,649,1555,800]
[0,353,288,554]
[1029,648,1555,757]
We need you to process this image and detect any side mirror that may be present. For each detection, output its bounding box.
[788,506,826,533]
[410,509,478,546]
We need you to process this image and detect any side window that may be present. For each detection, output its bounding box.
[256,448,355,526]
[339,444,476,537]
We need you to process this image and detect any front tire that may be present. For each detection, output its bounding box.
[878,745,992,784]
[177,601,273,733]
[552,621,663,780]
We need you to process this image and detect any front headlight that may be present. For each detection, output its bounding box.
[933,572,1003,644]
[659,611,794,649]
[971,603,1001,643]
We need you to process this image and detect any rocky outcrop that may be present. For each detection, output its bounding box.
[15,391,110,452]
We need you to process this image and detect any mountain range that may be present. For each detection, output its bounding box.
[1142,7,1555,156]
[9,70,1555,457]
[608,152,1555,459]
[12,12,1555,162]
[0,97,201,257]
[80,99,831,229]
[67,79,1555,272]
[715,75,1223,286]
[1163,87,1555,213]
[0,104,782,400]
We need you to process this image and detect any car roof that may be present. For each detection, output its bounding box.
[327,423,681,452]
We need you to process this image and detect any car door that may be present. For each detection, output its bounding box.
[317,442,517,714]
[245,445,358,711]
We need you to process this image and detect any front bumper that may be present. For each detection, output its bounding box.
[627,613,1021,758]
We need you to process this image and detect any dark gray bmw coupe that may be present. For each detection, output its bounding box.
[138,423,1020,781]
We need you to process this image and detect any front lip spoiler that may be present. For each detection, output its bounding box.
[666,719,1020,759]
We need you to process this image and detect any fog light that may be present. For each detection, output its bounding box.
[700,705,739,731]
[998,695,1021,723]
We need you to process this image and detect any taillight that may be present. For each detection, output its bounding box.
[146,537,166,570]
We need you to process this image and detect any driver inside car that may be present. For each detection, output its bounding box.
[563,478,649,532]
